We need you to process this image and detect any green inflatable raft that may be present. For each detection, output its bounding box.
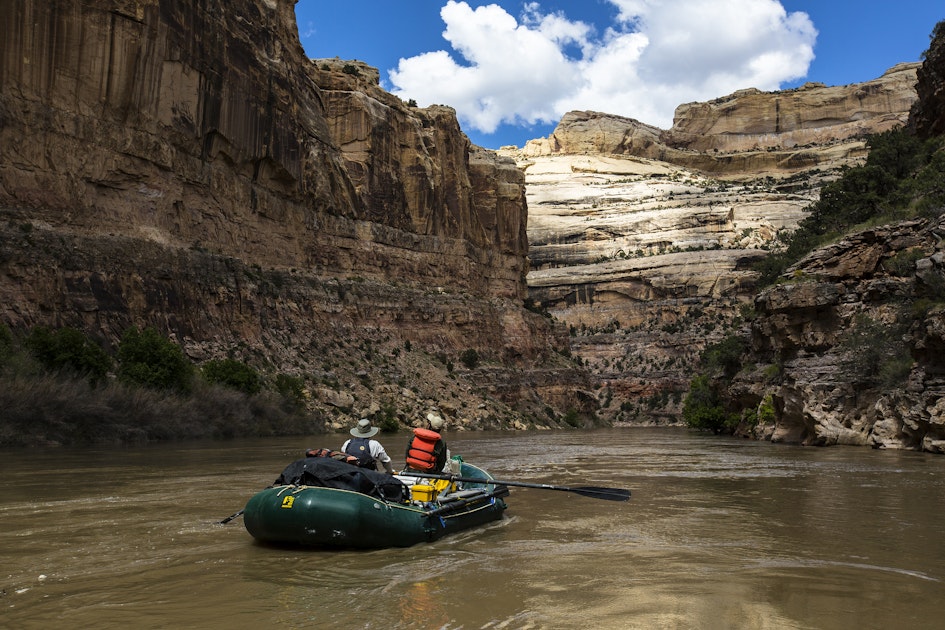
[243,457,508,548]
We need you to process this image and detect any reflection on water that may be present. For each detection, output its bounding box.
[394,580,450,629]
[1,429,943,629]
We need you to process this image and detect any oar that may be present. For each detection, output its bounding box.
[221,483,276,524]
[425,486,511,519]
[407,472,631,502]
[219,509,244,525]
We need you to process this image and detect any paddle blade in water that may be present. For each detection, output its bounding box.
[572,486,631,501]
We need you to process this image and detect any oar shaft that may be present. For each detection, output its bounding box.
[406,472,630,501]
[404,472,534,488]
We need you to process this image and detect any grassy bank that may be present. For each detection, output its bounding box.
[0,372,324,447]
[0,325,325,447]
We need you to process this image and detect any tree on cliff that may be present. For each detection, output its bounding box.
[757,19,945,287]
[912,19,945,138]
[754,127,945,286]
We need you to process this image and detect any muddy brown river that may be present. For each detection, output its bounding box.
[2,428,943,629]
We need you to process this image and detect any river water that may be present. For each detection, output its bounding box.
[2,428,943,629]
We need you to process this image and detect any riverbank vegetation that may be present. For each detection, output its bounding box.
[681,334,746,434]
[0,324,320,447]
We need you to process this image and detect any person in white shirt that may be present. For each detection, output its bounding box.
[341,418,394,474]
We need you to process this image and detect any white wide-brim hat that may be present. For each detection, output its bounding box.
[350,418,379,437]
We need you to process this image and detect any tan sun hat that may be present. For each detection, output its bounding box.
[350,418,379,438]
[426,412,445,430]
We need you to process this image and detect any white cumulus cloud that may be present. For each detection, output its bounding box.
[389,0,816,135]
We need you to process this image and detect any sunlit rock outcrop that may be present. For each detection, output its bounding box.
[666,64,919,153]
[522,64,919,176]
[503,64,920,426]
[0,0,592,432]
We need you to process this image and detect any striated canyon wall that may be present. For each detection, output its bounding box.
[504,62,923,430]
[521,63,918,177]
[0,0,526,294]
[724,23,945,453]
[0,0,591,432]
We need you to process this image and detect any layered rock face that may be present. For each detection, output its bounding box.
[0,0,590,431]
[523,64,918,176]
[725,22,945,453]
[504,65,920,427]
[911,22,945,138]
[728,219,945,453]
[666,64,919,153]
[0,0,526,295]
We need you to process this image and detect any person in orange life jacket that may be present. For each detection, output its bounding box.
[341,418,395,474]
[404,412,450,473]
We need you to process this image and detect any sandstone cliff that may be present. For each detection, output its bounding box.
[727,218,945,453]
[722,20,945,453]
[0,0,591,434]
[522,63,918,176]
[666,64,918,153]
[503,62,922,431]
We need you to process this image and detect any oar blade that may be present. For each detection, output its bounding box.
[572,486,631,502]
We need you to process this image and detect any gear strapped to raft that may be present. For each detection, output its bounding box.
[275,456,407,502]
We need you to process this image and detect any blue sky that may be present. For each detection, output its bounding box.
[295,1,943,149]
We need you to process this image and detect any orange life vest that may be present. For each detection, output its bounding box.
[405,428,443,472]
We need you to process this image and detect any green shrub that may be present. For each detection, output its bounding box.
[377,403,399,433]
[563,408,581,427]
[839,314,912,388]
[700,334,748,378]
[459,348,480,369]
[274,373,306,410]
[682,374,736,434]
[117,327,194,393]
[883,248,926,276]
[201,358,261,395]
[758,393,776,424]
[25,326,112,386]
[763,363,783,383]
